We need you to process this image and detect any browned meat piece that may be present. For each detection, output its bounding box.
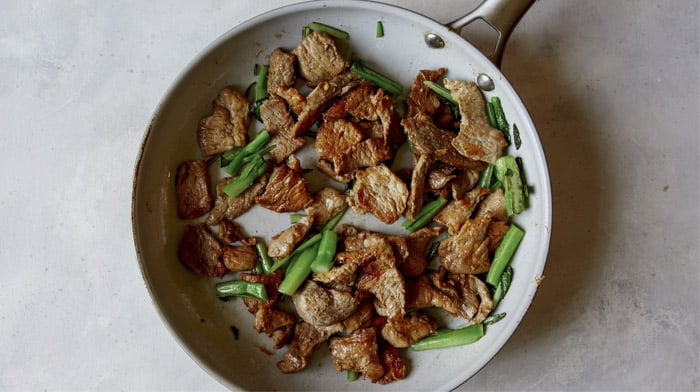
[266,48,305,114]
[476,187,508,221]
[347,164,408,224]
[450,169,481,200]
[405,274,463,317]
[446,273,493,324]
[292,31,349,87]
[339,300,375,334]
[405,154,430,220]
[260,95,294,136]
[439,216,492,274]
[221,244,257,271]
[175,160,212,219]
[380,311,438,348]
[324,82,376,120]
[400,226,444,277]
[267,215,313,258]
[376,343,406,384]
[291,71,362,138]
[487,220,510,253]
[205,174,268,225]
[240,271,296,349]
[334,138,393,176]
[314,118,363,162]
[342,229,387,252]
[426,163,456,191]
[269,133,306,165]
[178,224,226,278]
[304,187,348,227]
[406,68,447,119]
[355,238,405,320]
[328,328,385,382]
[444,79,507,164]
[278,321,333,373]
[293,280,359,327]
[403,116,485,170]
[434,187,492,235]
[316,158,353,183]
[197,87,250,156]
[217,219,245,243]
[313,260,361,292]
[255,160,313,213]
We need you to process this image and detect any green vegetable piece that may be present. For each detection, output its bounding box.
[310,230,338,273]
[221,154,267,198]
[491,96,510,143]
[269,233,323,273]
[350,60,402,96]
[494,155,526,216]
[422,80,458,106]
[307,21,349,40]
[483,312,506,326]
[249,64,269,120]
[486,224,524,287]
[255,241,274,275]
[513,123,522,150]
[411,323,484,351]
[486,100,497,128]
[492,265,513,309]
[215,280,268,301]
[347,370,359,382]
[290,213,306,224]
[477,164,495,188]
[376,21,384,38]
[223,130,270,175]
[278,244,320,296]
[402,197,448,232]
[321,208,347,232]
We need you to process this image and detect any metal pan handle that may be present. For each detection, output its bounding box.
[448,0,535,67]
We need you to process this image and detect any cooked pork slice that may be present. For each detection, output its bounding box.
[178,224,226,278]
[450,169,481,200]
[260,95,294,136]
[313,260,362,292]
[217,219,245,243]
[278,321,334,373]
[316,159,354,183]
[255,160,314,212]
[267,215,312,258]
[405,154,430,220]
[371,88,404,147]
[328,328,385,383]
[293,280,359,327]
[400,226,445,277]
[304,187,348,227]
[434,187,492,235]
[347,164,408,224]
[292,71,362,137]
[197,87,250,156]
[205,174,268,225]
[342,229,387,252]
[324,81,377,121]
[487,219,510,253]
[405,270,485,322]
[339,300,375,334]
[271,134,306,164]
[314,118,363,161]
[240,271,284,312]
[176,160,212,219]
[221,244,257,272]
[292,31,349,86]
[377,343,406,384]
[426,163,457,191]
[444,79,508,164]
[439,215,492,274]
[403,116,485,170]
[356,239,405,320]
[380,311,439,348]
[406,68,447,119]
[240,271,295,348]
[334,138,393,176]
[267,48,305,114]
[476,187,508,221]
[447,273,493,324]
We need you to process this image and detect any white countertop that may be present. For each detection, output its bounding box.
[1,0,698,390]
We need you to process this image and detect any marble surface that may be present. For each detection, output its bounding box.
[1,0,698,390]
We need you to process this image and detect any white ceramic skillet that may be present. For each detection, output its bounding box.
[132,0,551,390]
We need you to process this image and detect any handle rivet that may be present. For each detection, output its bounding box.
[425,33,445,49]
[477,73,495,91]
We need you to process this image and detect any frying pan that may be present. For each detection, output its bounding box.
[132,0,552,390]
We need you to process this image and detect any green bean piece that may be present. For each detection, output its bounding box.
[494,155,526,216]
[402,197,448,232]
[483,312,506,326]
[492,266,513,309]
[376,21,384,38]
[221,154,267,198]
[269,233,323,273]
[350,60,402,96]
[310,230,338,274]
[255,241,274,275]
[307,21,349,40]
[486,224,524,287]
[321,208,347,232]
[422,80,458,106]
[277,244,320,296]
[347,370,359,382]
[410,323,484,351]
[215,280,268,301]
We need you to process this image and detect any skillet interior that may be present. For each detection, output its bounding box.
[132,1,551,390]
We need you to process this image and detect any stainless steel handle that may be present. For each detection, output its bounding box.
[448,0,535,67]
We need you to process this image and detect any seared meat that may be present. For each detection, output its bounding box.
[434,187,492,235]
[334,138,393,176]
[178,224,226,278]
[269,132,306,165]
[221,244,258,271]
[217,219,245,244]
[380,311,439,348]
[293,280,359,327]
[304,187,348,227]
[338,300,375,334]
[400,226,444,277]
[267,48,305,114]
[240,271,296,349]
[260,95,306,163]
[450,169,481,200]
[314,118,363,162]
[278,321,334,373]
[175,160,212,219]
[355,238,405,320]
[444,79,507,164]
[205,174,268,225]
[426,163,456,191]
[376,343,406,384]
[446,273,493,324]
[255,159,313,212]
[487,219,510,253]
[328,328,385,383]
[403,116,485,170]
[405,274,464,317]
[197,87,250,156]
[313,261,362,292]
[347,164,408,224]
[292,31,349,87]
[406,68,447,119]
[405,154,430,220]
[439,215,492,274]
[291,71,361,138]
[476,187,508,221]
[268,215,313,258]
[316,158,353,183]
